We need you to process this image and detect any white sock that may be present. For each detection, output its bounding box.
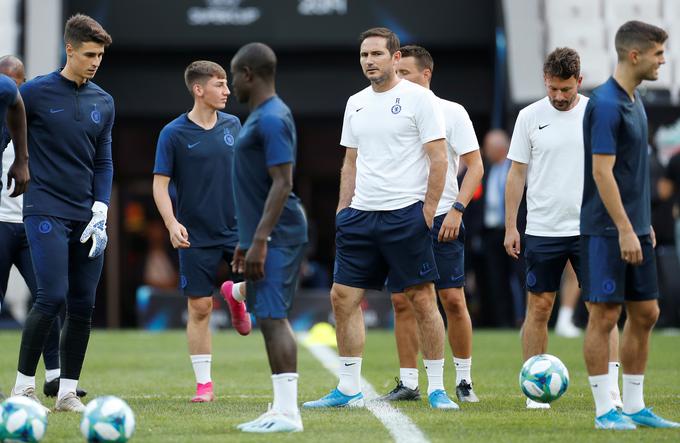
[232,282,246,302]
[556,306,574,326]
[622,374,645,415]
[399,367,418,390]
[272,373,299,415]
[608,362,621,398]
[190,354,212,384]
[424,359,445,395]
[453,357,472,385]
[57,378,78,400]
[589,374,615,417]
[14,372,35,392]
[337,356,362,396]
[45,368,61,383]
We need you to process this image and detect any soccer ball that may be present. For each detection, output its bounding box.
[80,396,135,442]
[519,354,569,403]
[0,396,48,442]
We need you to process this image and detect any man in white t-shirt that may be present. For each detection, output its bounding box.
[303,27,456,410]
[377,45,484,404]
[504,47,621,409]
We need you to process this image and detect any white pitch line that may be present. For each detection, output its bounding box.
[303,341,429,443]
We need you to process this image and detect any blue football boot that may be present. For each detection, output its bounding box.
[302,388,365,408]
[624,407,680,428]
[595,408,636,430]
[428,389,459,410]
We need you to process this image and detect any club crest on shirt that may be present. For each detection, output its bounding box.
[90,104,101,124]
[224,128,235,146]
[391,98,402,114]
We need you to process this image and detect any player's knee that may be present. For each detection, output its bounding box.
[527,293,554,322]
[630,304,659,329]
[588,305,620,331]
[439,289,467,318]
[188,297,213,319]
[391,294,412,316]
[330,284,360,313]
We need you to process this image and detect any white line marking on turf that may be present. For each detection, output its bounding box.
[302,339,429,443]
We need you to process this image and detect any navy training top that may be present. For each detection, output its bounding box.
[154,112,241,248]
[20,70,114,221]
[581,77,651,236]
[233,96,308,249]
[0,74,18,155]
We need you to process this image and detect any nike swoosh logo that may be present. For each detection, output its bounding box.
[50,108,64,113]
[419,269,430,277]
[344,362,357,366]
[631,382,641,385]
[591,384,598,388]
[538,124,550,130]
[188,142,201,149]
[356,107,364,112]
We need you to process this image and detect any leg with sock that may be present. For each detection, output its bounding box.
[53,234,105,412]
[378,293,421,401]
[440,287,479,402]
[238,317,303,433]
[407,283,457,409]
[619,300,678,428]
[303,284,366,408]
[584,303,632,429]
[187,296,214,402]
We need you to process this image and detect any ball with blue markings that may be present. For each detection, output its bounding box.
[519,354,569,403]
[0,396,48,442]
[80,396,135,442]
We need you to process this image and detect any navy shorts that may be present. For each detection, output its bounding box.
[524,235,580,293]
[178,244,236,296]
[581,235,658,303]
[246,243,306,319]
[333,201,438,292]
[431,215,466,290]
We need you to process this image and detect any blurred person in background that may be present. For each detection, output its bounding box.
[480,129,524,327]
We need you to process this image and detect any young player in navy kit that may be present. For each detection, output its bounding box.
[581,21,679,429]
[11,14,113,412]
[153,60,248,403]
[228,42,308,433]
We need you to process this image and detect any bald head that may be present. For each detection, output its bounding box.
[483,129,510,164]
[231,42,277,81]
[0,55,25,86]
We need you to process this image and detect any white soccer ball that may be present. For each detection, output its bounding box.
[0,396,48,442]
[80,396,135,442]
[519,354,570,403]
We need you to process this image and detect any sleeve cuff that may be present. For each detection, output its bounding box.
[92,201,108,216]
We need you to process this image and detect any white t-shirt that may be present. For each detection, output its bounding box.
[436,98,480,216]
[340,79,446,211]
[507,95,588,237]
[0,142,23,223]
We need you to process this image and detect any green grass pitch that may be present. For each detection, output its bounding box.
[0,329,678,442]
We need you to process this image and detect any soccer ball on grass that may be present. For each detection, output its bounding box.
[80,396,135,442]
[0,396,48,442]
[519,354,569,404]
